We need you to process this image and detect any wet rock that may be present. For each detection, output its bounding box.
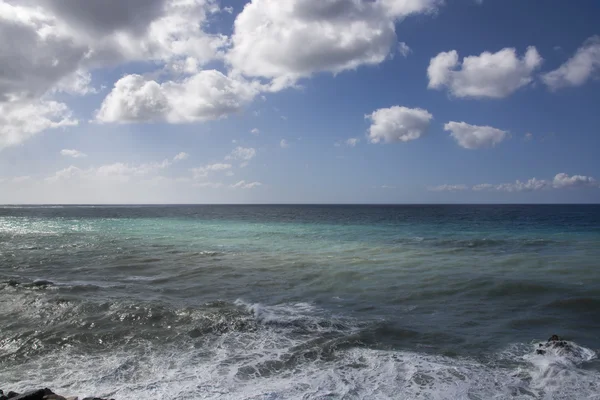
[81,398,115,400]
[31,280,54,288]
[9,388,53,400]
[7,392,20,399]
[43,395,66,400]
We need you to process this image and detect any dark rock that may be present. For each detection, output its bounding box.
[7,392,20,399]
[31,280,54,288]
[82,398,114,400]
[42,395,67,400]
[536,349,546,355]
[9,388,53,400]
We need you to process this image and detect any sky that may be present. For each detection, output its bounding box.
[1,0,600,204]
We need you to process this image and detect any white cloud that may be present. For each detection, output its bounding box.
[0,99,78,150]
[250,128,260,135]
[472,183,495,191]
[0,0,229,148]
[47,159,172,183]
[346,138,360,147]
[0,1,89,102]
[174,152,190,161]
[398,42,412,57]
[524,132,533,141]
[494,178,550,192]
[60,149,87,158]
[428,184,468,192]
[552,173,597,189]
[95,71,259,123]
[193,181,224,188]
[444,121,508,149]
[542,36,600,90]
[428,47,543,98]
[280,139,291,149]
[54,70,97,96]
[366,106,433,144]
[226,0,441,90]
[12,176,32,183]
[335,137,360,147]
[446,173,598,193]
[191,163,232,179]
[231,180,262,189]
[226,146,257,163]
[380,185,396,189]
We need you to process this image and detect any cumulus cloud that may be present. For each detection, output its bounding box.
[398,42,412,57]
[231,180,262,189]
[226,0,441,90]
[191,163,232,179]
[428,184,468,192]
[174,152,190,161]
[61,149,87,158]
[0,0,229,148]
[428,47,543,98]
[552,173,597,189]
[347,138,360,147]
[444,121,508,149]
[0,1,88,102]
[250,128,260,135]
[335,137,360,147]
[494,178,550,192]
[226,147,257,165]
[366,106,433,144]
[280,139,291,149]
[47,159,172,183]
[95,71,259,123]
[542,36,600,90]
[1,99,78,150]
[438,173,598,193]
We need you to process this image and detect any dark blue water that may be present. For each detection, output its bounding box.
[1,205,599,399]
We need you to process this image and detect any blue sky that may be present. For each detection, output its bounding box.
[1,0,599,203]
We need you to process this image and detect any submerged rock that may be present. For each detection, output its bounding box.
[0,391,109,400]
[7,388,54,400]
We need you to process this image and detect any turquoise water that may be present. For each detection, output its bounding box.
[1,205,599,399]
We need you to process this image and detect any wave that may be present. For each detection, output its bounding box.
[397,237,564,253]
[545,297,600,313]
[2,337,597,399]
[1,296,599,399]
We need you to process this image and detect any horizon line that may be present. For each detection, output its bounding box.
[2,203,600,206]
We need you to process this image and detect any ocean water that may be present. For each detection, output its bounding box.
[1,205,599,399]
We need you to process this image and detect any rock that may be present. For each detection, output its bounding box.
[10,388,54,400]
[81,398,114,400]
[31,280,53,287]
[64,397,78,400]
[7,392,20,399]
[43,395,66,400]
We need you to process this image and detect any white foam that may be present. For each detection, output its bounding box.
[2,299,599,399]
[3,328,599,400]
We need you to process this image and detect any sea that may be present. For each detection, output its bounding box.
[1,205,599,399]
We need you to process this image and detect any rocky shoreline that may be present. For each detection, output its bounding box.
[0,389,113,400]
